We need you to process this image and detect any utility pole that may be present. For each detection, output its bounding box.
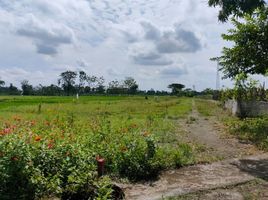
[216,60,220,90]
[211,57,220,90]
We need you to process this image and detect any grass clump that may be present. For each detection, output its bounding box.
[226,116,268,150]
[195,99,222,117]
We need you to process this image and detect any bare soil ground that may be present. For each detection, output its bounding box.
[179,100,260,159]
[122,100,268,200]
[170,179,268,200]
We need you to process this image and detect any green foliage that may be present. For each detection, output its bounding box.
[0,96,195,199]
[226,116,268,150]
[58,71,77,96]
[0,79,5,87]
[116,136,161,180]
[168,83,185,95]
[0,133,102,200]
[220,75,267,101]
[106,77,139,95]
[21,80,34,96]
[208,0,266,22]
[123,77,139,94]
[213,7,268,78]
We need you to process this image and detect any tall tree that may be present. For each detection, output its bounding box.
[168,83,185,95]
[208,0,266,22]
[123,77,139,94]
[8,84,19,95]
[0,79,5,87]
[39,84,62,96]
[107,79,125,94]
[58,71,77,96]
[212,7,268,79]
[95,76,105,94]
[86,75,97,92]
[78,71,87,94]
[21,80,33,95]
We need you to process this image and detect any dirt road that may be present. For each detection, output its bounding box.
[123,100,268,200]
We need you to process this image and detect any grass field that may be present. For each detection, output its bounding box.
[0,95,196,199]
[1,96,267,199]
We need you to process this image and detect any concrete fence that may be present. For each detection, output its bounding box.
[224,99,268,117]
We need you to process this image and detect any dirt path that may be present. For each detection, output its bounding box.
[179,100,260,159]
[122,100,267,200]
[122,153,268,200]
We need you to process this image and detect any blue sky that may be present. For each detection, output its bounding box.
[0,0,266,91]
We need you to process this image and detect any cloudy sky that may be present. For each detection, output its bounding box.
[0,0,261,91]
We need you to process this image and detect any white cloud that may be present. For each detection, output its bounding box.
[0,67,50,87]
[157,25,202,53]
[16,14,74,55]
[138,21,202,54]
[0,0,240,90]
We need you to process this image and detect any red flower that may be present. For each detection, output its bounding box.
[47,139,54,149]
[30,120,36,126]
[35,136,41,141]
[1,128,12,135]
[48,143,54,149]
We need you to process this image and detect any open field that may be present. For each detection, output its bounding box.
[0,96,267,200]
[0,96,200,199]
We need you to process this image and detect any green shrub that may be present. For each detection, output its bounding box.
[227,117,268,150]
[0,134,112,200]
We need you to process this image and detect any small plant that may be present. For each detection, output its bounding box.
[220,73,267,102]
[186,116,197,124]
[67,112,75,127]
[38,103,42,114]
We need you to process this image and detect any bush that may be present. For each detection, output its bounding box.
[227,116,268,150]
[0,134,112,200]
[116,137,161,180]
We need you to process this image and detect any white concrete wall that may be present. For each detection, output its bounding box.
[224,100,268,117]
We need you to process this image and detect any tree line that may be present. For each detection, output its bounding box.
[0,70,217,97]
[0,71,138,96]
